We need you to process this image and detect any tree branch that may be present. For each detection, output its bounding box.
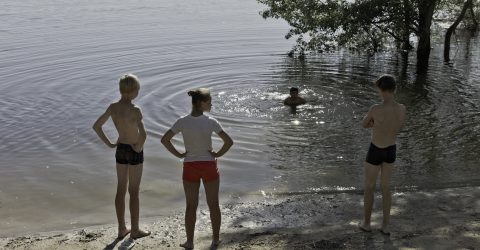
[373,23,402,41]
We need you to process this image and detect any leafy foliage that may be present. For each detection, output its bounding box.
[257,0,477,56]
[258,0,420,55]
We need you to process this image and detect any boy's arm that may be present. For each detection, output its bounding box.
[92,105,116,148]
[132,108,147,152]
[161,130,186,158]
[283,98,291,105]
[210,131,234,158]
[299,97,307,105]
[362,105,375,128]
[399,104,407,128]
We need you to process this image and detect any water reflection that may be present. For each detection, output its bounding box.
[259,43,480,192]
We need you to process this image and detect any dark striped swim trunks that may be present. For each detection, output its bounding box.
[115,143,144,165]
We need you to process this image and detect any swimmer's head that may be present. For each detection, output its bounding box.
[188,88,212,112]
[119,74,140,99]
[290,87,299,97]
[375,75,396,93]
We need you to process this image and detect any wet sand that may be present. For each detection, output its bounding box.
[1,187,479,249]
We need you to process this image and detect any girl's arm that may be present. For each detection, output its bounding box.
[210,131,233,158]
[93,105,116,148]
[161,130,186,158]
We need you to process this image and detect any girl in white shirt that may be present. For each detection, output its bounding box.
[161,88,233,249]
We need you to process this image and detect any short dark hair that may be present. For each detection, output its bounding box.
[375,75,396,92]
[290,87,299,93]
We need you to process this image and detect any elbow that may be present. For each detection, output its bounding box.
[92,124,99,132]
[361,120,371,128]
[160,136,168,146]
[362,124,372,129]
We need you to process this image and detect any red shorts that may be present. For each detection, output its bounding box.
[183,161,219,182]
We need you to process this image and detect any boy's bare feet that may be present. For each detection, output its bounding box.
[180,241,194,249]
[117,228,131,239]
[380,225,391,235]
[131,229,151,240]
[358,223,372,232]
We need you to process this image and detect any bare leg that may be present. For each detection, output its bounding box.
[115,164,130,238]
[204,179,221,246]
[380,163,393,234]
[181,180,200,249]
[361,162,380,231]
[128,164,150,239]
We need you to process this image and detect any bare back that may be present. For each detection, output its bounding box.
[283,96,306,106]
[110,101,143,145]
[370,102,406,148]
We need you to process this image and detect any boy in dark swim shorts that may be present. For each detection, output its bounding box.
[93,74,150,248]
[359,75,406,235]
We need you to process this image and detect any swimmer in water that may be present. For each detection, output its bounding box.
[283,87,307,106]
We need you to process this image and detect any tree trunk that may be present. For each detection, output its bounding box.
[444,0,473,62]
[469,2,478,30]
[402,0,413,51]
[416,0,438,73]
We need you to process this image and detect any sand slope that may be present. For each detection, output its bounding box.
[1,187,479,249]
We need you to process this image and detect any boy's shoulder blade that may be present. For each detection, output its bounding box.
[133,104,142,111]
[108,102,118,110]
[370,103,381,110]
[110,101,122,107]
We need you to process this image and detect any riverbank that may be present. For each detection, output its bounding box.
[1,186,479,249]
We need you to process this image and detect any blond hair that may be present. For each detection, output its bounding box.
[119,74,140,94]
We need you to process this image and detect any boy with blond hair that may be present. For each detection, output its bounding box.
[93,74,150,248]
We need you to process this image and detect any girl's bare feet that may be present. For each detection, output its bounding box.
[180,241,194,249]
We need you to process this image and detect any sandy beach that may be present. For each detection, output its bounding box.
[1,186,478,250]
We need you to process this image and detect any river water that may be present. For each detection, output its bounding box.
[1,0,479,236]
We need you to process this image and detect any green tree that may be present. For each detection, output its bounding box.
[257,0,440,73]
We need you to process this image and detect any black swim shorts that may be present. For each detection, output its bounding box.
[115,143,144,165]
[365,143,396,165]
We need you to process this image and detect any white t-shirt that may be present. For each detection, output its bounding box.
[170,114,224,162]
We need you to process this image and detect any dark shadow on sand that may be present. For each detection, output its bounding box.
[103,237,123,250]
